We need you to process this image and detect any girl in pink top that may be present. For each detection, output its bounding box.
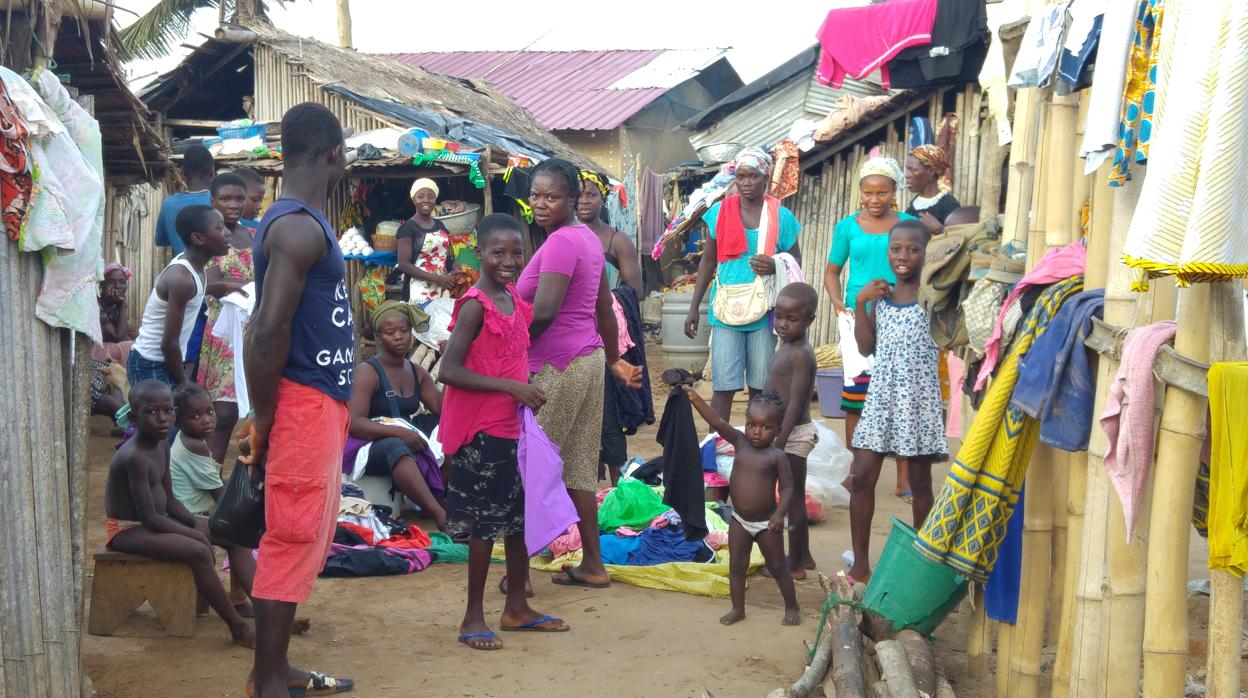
[439,213,569,650]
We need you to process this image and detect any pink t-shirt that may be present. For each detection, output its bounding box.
[516,223,605,373]
[438,286,533,455]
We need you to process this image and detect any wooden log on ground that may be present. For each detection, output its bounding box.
[895,630,936,697]
[860,609,896,643]
[875,640,920,697]
[873,681,891,698]
[830,574,870,698]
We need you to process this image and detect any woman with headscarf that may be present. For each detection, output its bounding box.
[685,146,803,421]
[577,170,653,485]
[396,178,455,303]
[517,158,641,590]
[824,157,918,506]
[904,144,960,235]
[343,301,446,529]
[92,262,134,420]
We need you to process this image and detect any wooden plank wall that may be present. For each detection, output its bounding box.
[102,181,171,319]
[790,85,987,351]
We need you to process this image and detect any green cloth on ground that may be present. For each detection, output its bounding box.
[704,502,729,533]
[598,478,672,532]
[427,532,468,564]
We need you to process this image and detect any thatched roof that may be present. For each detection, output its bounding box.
[141,21,595,170]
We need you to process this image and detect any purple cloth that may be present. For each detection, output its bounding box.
[341,435,445,498]
[518,406,579,556]
[516,223,606,372]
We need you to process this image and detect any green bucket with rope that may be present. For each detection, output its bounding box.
[861,517,968,635]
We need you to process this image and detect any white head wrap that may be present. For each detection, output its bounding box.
[858,157,903,185]
[409,178,439,200]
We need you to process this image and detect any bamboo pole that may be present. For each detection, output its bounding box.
[995,618,1014,698]
[1051,163,1117,697]
[966,584,993,679]
[1141,282,1213,696]
[1066,170,1145,696]
[1005,446,1056,698]
[1204,282,1245,698]
[1002,87,1047,245]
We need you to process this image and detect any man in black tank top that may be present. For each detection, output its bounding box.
[240,103,355,698]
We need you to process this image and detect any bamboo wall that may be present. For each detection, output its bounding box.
[789,85,990,350]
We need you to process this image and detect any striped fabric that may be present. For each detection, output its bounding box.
[1122,0,1248,289]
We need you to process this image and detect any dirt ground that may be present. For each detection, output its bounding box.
[82,342,1240,697]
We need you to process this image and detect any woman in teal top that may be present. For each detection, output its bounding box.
[685,148,801,421]
[823,156,917,501]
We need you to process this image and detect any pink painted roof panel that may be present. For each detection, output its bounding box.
[390,50,687,130]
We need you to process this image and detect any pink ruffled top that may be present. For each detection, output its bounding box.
[438,286,533,455]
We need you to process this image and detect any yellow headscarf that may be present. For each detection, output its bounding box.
[580,170,610,199]
[371,300,430,334]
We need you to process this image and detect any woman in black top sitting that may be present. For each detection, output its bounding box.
[345,301,446,529]
[904,144,960,236]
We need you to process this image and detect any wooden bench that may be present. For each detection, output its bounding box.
[88,550,196,638]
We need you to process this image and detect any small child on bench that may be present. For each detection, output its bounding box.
[104,379,255,648]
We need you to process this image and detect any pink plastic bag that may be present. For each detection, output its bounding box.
[518,406,580,556]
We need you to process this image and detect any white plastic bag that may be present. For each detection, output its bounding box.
[838,313,873,385]
[806,420,852,507]
[413,297,455,350]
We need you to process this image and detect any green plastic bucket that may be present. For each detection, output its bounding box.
[862,517,969,635]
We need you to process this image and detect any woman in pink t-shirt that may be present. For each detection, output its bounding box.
[517,158,641,590]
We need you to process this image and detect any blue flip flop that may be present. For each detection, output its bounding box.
[458,631,502,650]
[500,614,569,632]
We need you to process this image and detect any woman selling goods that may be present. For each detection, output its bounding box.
[576,169,654,485]
[823,157,918,501]
[518,158,642,589]
[684,147,802,421]
[92,262,134,420]
[903,144,960,235]
[396,178,455,303]
[343,301,446,530]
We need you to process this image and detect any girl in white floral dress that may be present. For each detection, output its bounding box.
[846,219,947,584]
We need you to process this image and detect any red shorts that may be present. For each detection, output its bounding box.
[251,379,349,603]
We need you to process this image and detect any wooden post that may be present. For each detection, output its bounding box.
[1141,282,1213,696]
[481,146,494,216]
[1206,283,1246,698]
[1006,447,1056,698]
[336,0,353,49]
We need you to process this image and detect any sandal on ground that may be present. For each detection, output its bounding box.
[497,574,535,598]
[500,614,569,632]
[458,631,502,650]
[290,671,354,696]
[551,567,610,589]
[244,671,353,698]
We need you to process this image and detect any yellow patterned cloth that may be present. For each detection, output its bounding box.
[914,276,1083,582]
[1208,362,1248,576]
[1122,0,1248,288]
[1107,0,1163,187]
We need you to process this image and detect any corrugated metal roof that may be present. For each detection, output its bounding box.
[388,49,728,131]
[688,65,887,153]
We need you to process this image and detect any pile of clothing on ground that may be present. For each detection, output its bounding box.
[510,477,758,598]
[320,484,467,578]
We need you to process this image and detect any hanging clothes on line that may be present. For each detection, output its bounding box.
[1080,0,1142,171]
[1205,362,1248,576]
[887,0,989,90]
[1011,289,1105,452]
[815,0,938,89]
[1106,0,1164,187]
[1099,320,1176,539]
[915,277,1084,583]
[1007,0,1073,89]
[1121,0,1248,287]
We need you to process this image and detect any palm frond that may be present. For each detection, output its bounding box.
[119,0,222,61]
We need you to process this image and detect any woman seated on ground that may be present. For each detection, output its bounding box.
[344,301,446,529]
[92,262,134,421]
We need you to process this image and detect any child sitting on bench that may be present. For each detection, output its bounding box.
[104,379,255,648]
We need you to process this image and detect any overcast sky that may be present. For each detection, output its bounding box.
[116,0,866,88]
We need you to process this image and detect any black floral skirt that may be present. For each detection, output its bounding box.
[444,432,525,541]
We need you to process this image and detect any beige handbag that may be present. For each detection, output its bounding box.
[711,210,777,326]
